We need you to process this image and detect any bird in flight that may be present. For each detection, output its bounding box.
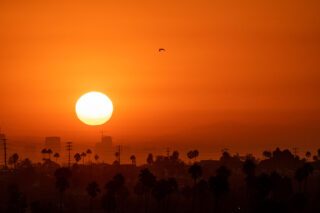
[158,48,166,52]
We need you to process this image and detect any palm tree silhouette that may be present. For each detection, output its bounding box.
[47,149,53,160]
[8,153,19,169]
[54,153,60,163]
[189,163,202,185]
[81,152,87,165]
[130,155,136,166]
[262,150,272,159]
[86,181,101,212]
[146,153,154,165]
[305,151,311,160]
[74,153,81,164]
[54,167,72,212]
[139,168,156,213]
[193,150,199,161]
[86,149,92,163]
[209,166,231,213]
[189,163,202,213]
[187,151,194,163]
[41,148,48,159]
[94,154,99,163]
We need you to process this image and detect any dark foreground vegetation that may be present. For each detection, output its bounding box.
[1,148,320,213]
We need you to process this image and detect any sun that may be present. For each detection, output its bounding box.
[76,91,113,125]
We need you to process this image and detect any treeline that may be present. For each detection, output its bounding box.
[0,147,320,213]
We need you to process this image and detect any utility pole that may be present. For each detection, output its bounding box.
[66,142,72,168]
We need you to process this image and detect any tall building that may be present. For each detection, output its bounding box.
[45,137,61,153]
[95,136,113,160]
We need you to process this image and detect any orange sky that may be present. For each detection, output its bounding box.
[0,0,320,156]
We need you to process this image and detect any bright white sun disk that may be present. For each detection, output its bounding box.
[76,92,113,125]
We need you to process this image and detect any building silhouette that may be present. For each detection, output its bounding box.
[95,136,113,161]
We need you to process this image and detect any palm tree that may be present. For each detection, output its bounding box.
[139,168,156,213]
[54,153,60,163]
[74,153,81,164]
[87,181,101,212]
[305,151,311,160]
[294,163,313,193]
[152,179,170,211]
[295,167,305,193]
[130,155,136,166]
[189,163,202,213]
[193,150,199,161]
[189,163,202,185]
[47,149,53,160]
[81,152,87,165]
[170,150,179,161]
[94,154,99,163]
[262,150,272,159]
[209,166,231,213]
[313,155,318,161]
[86,149,92,163]
[41,148,48,159]
[242,159,256,178]
[187,151,194,163]
[8,153,19,169]
[54,167,72,211]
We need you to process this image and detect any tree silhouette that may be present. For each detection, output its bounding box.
[81,152,87,165]
[262,150,272,159]
[54,167,72,211]
[193,150,199,161]
[47,149,53,160]
[139,168,156,213]
[187,151,194,163]
[41,148,48,159]
[305,151,311,160]
[8,153,19,169]
[209,166,231,213]
[189,163,202,185]
[86,149,92,163]
[146,153,154,165]
[7,184,27,212]
[54,153,60,163]
[170,150,179,161]
[74,153,81,164]
[189,163,202,213]
[87,181,101,212]
[103,173,129,213]
[94,154,99,163]
[130,155,136,166]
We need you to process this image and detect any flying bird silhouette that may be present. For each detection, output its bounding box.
[158,48,166,52]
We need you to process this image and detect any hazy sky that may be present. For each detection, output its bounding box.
[0,0,319,154]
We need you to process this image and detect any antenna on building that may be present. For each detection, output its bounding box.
[100,130,105,138]
[66,142,72,168]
